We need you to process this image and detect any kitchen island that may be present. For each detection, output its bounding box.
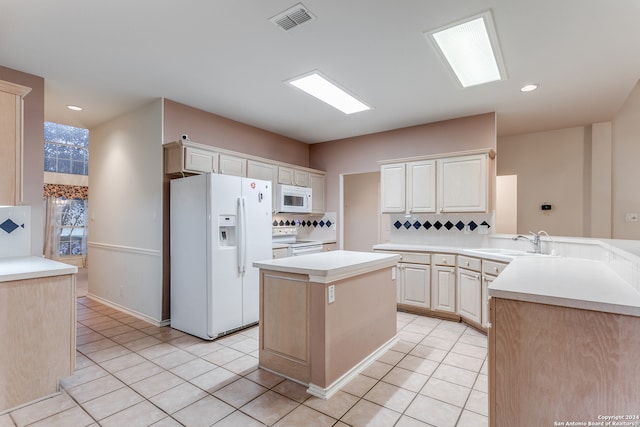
[488,256,640,426]
[253,250,400,399]
[0,256,77,412]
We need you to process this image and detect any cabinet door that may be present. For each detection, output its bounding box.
[380,163,406,213]
[407,160,436,213]
[399,263,431,308]
[184,147,219,173]
[294,169,310,187]
[458,269,482,323]
[219,154,246,176]
[431,265,456,313]
[0,81,31,206]
[272,248,289,259]
[310,173,325,213]
[278,166,294,185]
[437,154,487,213]
[247,160,277,212]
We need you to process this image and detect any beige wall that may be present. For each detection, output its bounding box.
[310,112,497,213]
[0,66,45,256]
[163,99,310,167]
[612,82,640,239]
[497,80,640,240]
[497,127,587,237]
[343,172,381,251]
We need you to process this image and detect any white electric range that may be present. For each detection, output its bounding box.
[272,226,323,257]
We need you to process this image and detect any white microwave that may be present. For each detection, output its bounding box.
[276,184,312,213]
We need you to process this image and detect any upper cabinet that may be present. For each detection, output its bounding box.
[164,140,326,212]
[438,154,487,213]
[310,173,325,213]
[0,80,32,206]
[219,154,246,177]
[380,150,492,214]
[278,166,309,187]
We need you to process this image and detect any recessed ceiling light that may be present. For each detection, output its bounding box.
[287,72,370,114]
[520,84,539,92]
[67,105,83,111]
[426,11,506,88]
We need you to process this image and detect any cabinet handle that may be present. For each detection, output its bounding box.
[494,267,499,272]
[442,258,447,264]
[465,261,470,266]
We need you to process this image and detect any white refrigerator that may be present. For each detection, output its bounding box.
[170,173,272,340]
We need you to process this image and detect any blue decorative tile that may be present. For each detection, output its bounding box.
[0,219,22,234]
[285,220,291,226]
[312,220,318,227]
[403,221,411,229]
[319,220,325,227]
[393,220,402,229]
[433,221,443,230]
[481,221,491,228]
[413,221,421,230]
[278,220,285,226]
[455,221,465,231]
[468,221,478,231]
[423,221,432,230]
[272,220,278,227]
[326,220,332,228]
[444,221,454,230]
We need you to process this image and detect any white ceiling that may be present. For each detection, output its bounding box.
[1,0,639,143]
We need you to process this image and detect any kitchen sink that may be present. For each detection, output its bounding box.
[465,248,551,257]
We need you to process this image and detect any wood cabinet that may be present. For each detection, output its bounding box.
[219,153,246,176]
[489,298,640,426]
[310,173,326,213]
[0,80,32,206]
[165,144,218,174]
[163,141,326,211]
[380,150,491,214]
[272,247,288,259]
[278,166,309,187]
[0,272,76,411]
[437,154,487,213]
[457,256,482,325]
[431,254,456,314]
[380,160,436,214]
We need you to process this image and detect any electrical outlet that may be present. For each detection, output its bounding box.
[626,213,638,222]
[327,285,335,304]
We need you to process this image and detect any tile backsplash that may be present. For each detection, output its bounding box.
[273,212,337,242]
[0,205,31,258]
[388,213,495,247]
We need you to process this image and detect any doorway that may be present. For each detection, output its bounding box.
[343,172,388,251]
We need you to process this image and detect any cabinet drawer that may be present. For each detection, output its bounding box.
[483,260,508,276]
[397,252,430,265]
[433,253,456,266]
[457,255,481,271]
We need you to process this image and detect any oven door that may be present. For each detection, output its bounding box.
[289,244,323,257]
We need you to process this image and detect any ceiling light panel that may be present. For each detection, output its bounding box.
[287,72,371,114]
[426,11,506,88]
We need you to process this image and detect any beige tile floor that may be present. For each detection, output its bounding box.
[0,298,488,427]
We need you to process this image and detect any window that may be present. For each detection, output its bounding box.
[44,122,89,175]
[56,199,88,256]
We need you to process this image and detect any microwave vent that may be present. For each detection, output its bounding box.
[270,3,315,31]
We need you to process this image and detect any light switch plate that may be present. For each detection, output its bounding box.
[328,285,335,304]
[626,213,638,222]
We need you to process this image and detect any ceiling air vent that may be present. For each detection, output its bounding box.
[270,3,315,31]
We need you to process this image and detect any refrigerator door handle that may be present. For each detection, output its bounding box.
[238,196,247,274]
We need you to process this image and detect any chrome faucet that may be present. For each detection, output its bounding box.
[512,231,542,253]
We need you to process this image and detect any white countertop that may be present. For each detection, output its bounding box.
[488,257,640,317]
[254,250,400,284]
[0,256,78,282]
[373,242,517,262]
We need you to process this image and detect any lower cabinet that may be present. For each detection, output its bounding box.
[457,255,482,325]
[398,262,430,308]
[431,254,456,314]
